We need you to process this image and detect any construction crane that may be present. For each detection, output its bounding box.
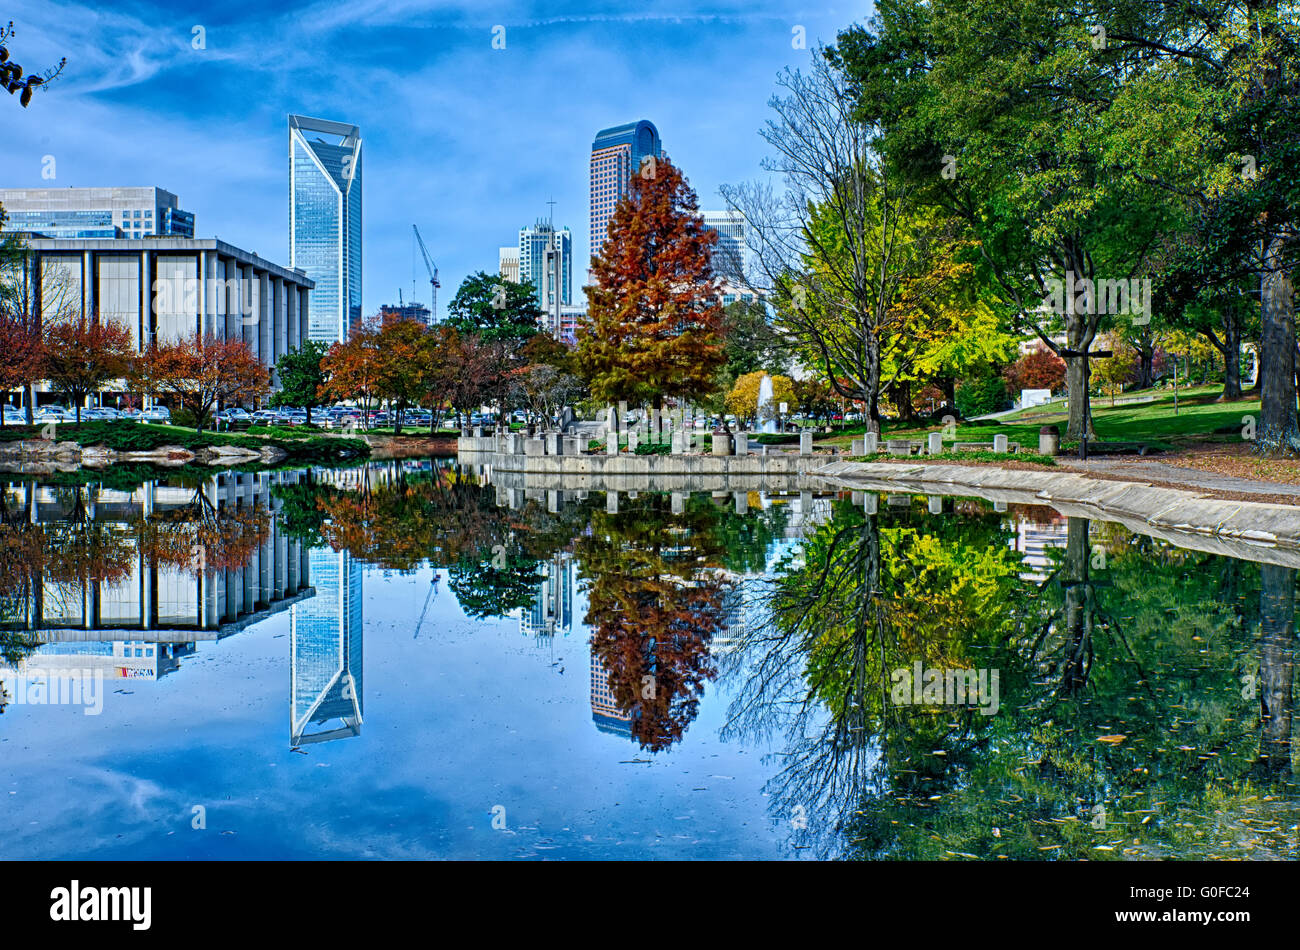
[412,225,440,323]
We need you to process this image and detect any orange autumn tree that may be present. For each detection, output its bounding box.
[138,333,269,429]
[42,316,134,425]
[319,319,383,419]
[578,154,725,436]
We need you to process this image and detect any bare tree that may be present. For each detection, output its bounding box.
[722,50,919,436]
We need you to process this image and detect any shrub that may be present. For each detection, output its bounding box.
[754,432,801,445]
[170,408,200,430]
[955,375,1010,418]
[634,441,670,455]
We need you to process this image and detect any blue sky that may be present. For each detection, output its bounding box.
[0,1,869,318]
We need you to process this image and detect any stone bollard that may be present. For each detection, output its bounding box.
[734,431,749,456]
[627,429,639,454]
[606,491,619,514]
[734,491,747,515]
[606,432,619,455]
[1038,425,1060,456]
[865,432,878,454]
[851,491,864,506]
[671,492,686,515]
[850,437,864,456]
[863,493,878,515]
[712,432,732,456]
[928,496,943,515]
[799,430,813,455]
[564,436,581,456]
[671,431,685,455]
[545,432,562,455]
[547,490,560,513]
[473,426,482,438]
[993,433,1009,453]
[928,432,943,455]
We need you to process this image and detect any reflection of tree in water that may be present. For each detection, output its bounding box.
[133,484,270,576]
[728,495,1298,859]
[274,463,590,619]
[576,494,777,753]
[723,495,1025,856]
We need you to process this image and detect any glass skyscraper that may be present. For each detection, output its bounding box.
[289,114,362,345]
[589,120,661,263]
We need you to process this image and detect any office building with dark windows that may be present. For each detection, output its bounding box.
[288,114,363,345]
[589,120,661,261]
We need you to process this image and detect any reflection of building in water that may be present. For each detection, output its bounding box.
[0,472,315,701]
[520,553,576,638]
[590,647,632,738]
[289,548,364,746]
[1013,517,1070,581]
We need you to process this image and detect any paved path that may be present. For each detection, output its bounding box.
[1055,457,1300,498]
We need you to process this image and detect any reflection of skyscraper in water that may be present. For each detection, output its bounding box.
[290,548,363,746]
[519,553,576,639]
[590,647,632,737]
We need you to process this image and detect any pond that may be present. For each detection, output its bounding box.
[1,461,1295,860]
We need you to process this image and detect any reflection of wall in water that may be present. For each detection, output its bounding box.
[1013,517,1070,581]
[289,548,363,746]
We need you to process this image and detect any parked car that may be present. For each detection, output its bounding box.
[142,407,171,423]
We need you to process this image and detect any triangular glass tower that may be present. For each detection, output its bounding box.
[289,114,362,344]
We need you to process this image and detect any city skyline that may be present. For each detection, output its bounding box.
[0,1,849,319]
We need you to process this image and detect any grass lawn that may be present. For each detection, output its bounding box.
[814,384,1256,455]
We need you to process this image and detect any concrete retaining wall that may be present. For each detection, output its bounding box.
[812,460,1300,566]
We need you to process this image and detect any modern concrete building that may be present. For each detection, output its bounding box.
[702,210,746,283]
[0,186,195,240]
[289,114,362,345]
[7,236,312,403]
[498,246,520,283]
[589,120,661,262]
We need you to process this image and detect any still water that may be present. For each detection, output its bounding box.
[1,461,1296,859]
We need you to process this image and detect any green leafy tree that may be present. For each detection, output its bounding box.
[271,340,329,425]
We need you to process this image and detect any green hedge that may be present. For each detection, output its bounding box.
[633,441,671,455]
[753,432,801,445]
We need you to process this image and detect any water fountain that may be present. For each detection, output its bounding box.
[757,374,778,434]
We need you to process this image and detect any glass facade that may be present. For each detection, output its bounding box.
[289,116,362,345]
[290,548,363,745]
[589,120,661,262]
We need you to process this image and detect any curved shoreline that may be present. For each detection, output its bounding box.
[811,460,1300,567]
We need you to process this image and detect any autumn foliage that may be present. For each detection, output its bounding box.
[1002,344,1067,394]
[578,154,725,416]
[42,317,134,425]
[136,333,269,429]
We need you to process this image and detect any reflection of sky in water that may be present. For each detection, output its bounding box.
[1,564,789,860]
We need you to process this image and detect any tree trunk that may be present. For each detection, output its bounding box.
[1258,236,1296,451]
[1257,563,1294,777]
[1221,312,1243,400]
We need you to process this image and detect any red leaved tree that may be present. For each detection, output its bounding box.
[1003,344,1067,395]
[578,154,725,437]
[138,333,269,429]
[319,319,383,420]
[42,317,134,425]
[0,306,43,426]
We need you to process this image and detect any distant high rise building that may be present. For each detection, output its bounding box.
[518,219,572,334]
[379,302,431,325]
[290,548,364,746]
[590,647,633,738]
[702,210,746,283]
[589,120,661,263]
[519,553,576,638]
[289,114,362,345]
[498,247,520,283]
[0,186,193,239]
